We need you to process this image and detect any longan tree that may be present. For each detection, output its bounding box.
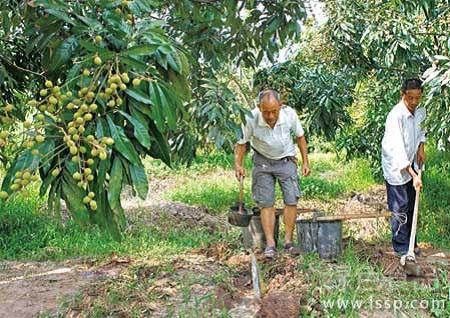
[0,0,307,237]
[0,0,189,238]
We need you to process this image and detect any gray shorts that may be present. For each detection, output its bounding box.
[252,152,301,208]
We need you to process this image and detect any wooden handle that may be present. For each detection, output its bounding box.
[407,168,422,257]
[298,211,392,222]
[275,207,319,214]
[238,176,244,213]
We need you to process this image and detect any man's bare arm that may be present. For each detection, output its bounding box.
[234,143,247,180]
[296,136,310,176]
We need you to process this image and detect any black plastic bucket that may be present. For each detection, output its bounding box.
[296,218,342,259]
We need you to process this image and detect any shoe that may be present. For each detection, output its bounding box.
[414,247,422,257]
[284,243,301,256]
[264,246,277,259]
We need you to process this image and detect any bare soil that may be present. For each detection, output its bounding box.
[0,258,129,318]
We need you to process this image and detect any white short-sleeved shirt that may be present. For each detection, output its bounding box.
[237,105,304,160]
[381,101,426,185]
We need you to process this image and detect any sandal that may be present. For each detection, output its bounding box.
[284,243,301,256]
[264,246,277,259]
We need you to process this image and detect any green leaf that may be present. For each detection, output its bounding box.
[126,88,152,104]
[154,51,168,69]
[96,117,110,138]
[106,115,141,165]
[64,160,79,175]
[159,82,181,128]
[129,100,150,124]
[47,181,61,220]
[121,56,148,71]
[96,157,109,191]
[167,51,182,74]
[25,34,44,56]
[40,171,57,197]
[35,0,67,11]
[61,172,90,226]
[78,41,115,60]
[129,0,154,14]
[108,157,123,210]
[111,204,127,233]
[129,163,148,200]
[148,82,164,130]
[78,40,98,53]
[37,139,56,175]
[122,44,159,56]
[148,119,171,167]
[103,10,132,38]
[148,81,180,130]
[2,11,11,33]
[168,69,191,100]
[75,14,103,29]
[44,8,77,26]
[49,36,78,72]
[118,110,151,149]
[67,63,82,81]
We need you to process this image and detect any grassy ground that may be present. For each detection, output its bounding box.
[6,148,439,259]
[0,184,228,261]
[299,242,450,317]
[165,152,376,212]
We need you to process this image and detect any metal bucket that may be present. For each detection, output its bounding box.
[242,208,280,250]
[296,218,342,259]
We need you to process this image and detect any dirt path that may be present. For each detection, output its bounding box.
[0,258,132,318]
[0,261,91,318]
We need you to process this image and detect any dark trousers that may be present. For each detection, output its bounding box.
[386,179,417,254]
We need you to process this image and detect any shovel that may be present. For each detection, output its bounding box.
[400,166,422,266]
[250,251,262,300]
[227,176,253,227]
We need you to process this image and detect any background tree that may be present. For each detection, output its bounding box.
[255,0,450,171]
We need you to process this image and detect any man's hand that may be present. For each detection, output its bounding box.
[301,163,310,177]
[417,146,425,166]
[235,165,245,180]
[413,175,423,191]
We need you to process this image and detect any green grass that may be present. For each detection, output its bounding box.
[166,153,378,213]
[0,188,234,260]
[165,175,254,213]
[2,149,448,260]
[144,150,253,178]
[419,148,450,249]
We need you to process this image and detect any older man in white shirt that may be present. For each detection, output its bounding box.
[234,90,310,259]
[382,78,426,257]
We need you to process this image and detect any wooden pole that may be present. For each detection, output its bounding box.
[297,211,392,222]
[405,168,422,262]
[274,207,319,215]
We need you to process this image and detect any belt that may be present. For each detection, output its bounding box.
[252,147,297,163]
